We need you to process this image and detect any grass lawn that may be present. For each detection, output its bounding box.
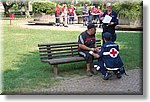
[2,20,143,94]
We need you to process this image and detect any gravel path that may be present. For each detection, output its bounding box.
[36,69,142,95]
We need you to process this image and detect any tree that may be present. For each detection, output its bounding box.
[2,0,31,18]
[2,0,15,16]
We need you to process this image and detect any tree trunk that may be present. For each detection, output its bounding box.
[2,2,11,17]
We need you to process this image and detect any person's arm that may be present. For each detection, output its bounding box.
[114,13,118,25]
[89,51,100,58]
[82,8,86,14]
[79,44,95,51]
[89,46,104,58]
[78,34,95,51]
[94,43,100,52]
[100,11,106,20]
[108,12,118,26]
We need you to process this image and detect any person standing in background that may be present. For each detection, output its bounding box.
[61,4,68,27]
[101,2,118,44]
[68,5,75,24]
[82,4,89,26]
[88,6,93,25]
[55,4,61,26]
[97,6,103,28]
[91,5,98,24]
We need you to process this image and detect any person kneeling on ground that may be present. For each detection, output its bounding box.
[89,32,124,80]
[78,23,99,77]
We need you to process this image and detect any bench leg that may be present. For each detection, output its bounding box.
[53,65,58,75]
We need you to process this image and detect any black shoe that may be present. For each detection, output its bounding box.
[116,71,122,79]
[103,73,112,80]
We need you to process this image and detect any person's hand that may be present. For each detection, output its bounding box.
[108,22,114,25]
[100,17,104,20]
[94,48,100,52]
[90,48,95,51]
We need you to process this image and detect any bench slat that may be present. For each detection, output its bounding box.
[39,44,78,49]
[39,48,78,52]
[40,50,78,56]
[38,40,101,47]
[41,56,85,64]
[38,42,78,47]
[40,53,79,59]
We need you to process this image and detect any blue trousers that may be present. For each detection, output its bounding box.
[94,61,107,75]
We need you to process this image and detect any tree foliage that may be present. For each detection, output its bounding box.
[32,1,56,15]
[2,0,142,22]
[112,1,143,21]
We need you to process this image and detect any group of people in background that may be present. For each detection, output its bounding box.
[54,3,104,27]
[82,4,103,27]
[55,4,76,27]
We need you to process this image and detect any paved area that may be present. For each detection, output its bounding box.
[19,21,142,33]
[36,69,143,95]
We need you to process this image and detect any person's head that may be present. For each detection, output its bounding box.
[56,4,59,8]
[63,4,67,7]
[84,4,88,7]
[103,32,112,41]
[106,2,112,11]
[87,23,97,35]
[70,5,74,8]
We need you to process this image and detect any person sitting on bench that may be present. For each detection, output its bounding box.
[89,32,124,80]
[78,23,99,77]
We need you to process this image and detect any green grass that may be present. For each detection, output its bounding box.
[2,20,143,94]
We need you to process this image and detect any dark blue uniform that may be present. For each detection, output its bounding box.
[95,41,123,75]
[102,10,118,43]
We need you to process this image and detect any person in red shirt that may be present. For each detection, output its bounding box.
[97,6,103,28]
[55,4,61,26]
[91,6,98,24]
[68,5,75,24]
[61,4,68,27]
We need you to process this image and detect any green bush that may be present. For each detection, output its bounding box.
[75,6,83,15]
[113,1,143,21]
[32,1,56,15]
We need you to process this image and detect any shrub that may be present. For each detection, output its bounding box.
[32,1,56,15]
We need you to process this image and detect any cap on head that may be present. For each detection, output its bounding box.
[87,23,96,29]
[103,32,112,39]
[106,2,112,7]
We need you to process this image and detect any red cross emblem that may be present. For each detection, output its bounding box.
[109,48,119,58]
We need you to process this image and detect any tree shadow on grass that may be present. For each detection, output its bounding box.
[3,50,87,94]
[3,51,55,94]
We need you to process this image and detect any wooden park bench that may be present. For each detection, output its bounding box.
[38,40,101,75]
